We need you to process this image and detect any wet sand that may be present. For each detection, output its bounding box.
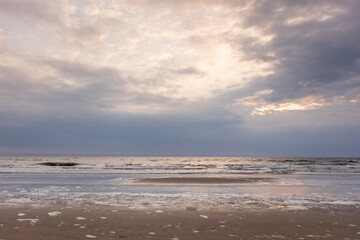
[0,206,359,240]
[133,177,276,184]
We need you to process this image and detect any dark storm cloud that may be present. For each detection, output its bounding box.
[230,0,360,102]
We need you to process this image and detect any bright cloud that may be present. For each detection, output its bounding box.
[236,93,329,116]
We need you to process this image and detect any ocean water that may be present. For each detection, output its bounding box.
[1,156,359,174]
[0,157,359,210]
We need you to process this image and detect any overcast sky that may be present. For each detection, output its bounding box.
[0,0,359,156]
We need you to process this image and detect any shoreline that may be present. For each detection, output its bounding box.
[1,156,359,239]
[0,205,359,240]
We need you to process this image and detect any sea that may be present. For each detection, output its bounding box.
[0,157,359,210]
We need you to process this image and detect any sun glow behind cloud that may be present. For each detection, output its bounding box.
[235,91,330,116]
[0,0,275,108]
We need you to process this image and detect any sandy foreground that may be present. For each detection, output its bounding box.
[0,205,359,240]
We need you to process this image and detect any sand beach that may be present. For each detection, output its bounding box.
[1,205,359,240]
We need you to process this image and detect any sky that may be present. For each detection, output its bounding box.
[0,0,359,157]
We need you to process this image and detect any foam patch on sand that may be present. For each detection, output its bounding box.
[86,234,96,238]
[17,218,39,225]
[48,211,62,216]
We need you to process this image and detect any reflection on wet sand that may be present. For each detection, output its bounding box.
[133,177,277,184]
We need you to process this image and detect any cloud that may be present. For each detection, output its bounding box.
[0,0,359,156]
[228,0,360,106]
[0,0,72,26]
[0,0,268,100]
[1,0,359,114]
[0,58,171,117]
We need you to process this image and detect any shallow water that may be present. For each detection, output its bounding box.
[0,157,359,209]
